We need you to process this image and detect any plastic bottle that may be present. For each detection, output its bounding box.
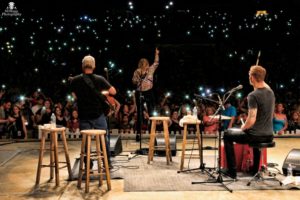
[50,113,56,128]
[192,106,198,119]
[287,163,293,176]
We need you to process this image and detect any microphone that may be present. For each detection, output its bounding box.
[228,85,243,93]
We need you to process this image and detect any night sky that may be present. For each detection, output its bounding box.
[0,0,299,103]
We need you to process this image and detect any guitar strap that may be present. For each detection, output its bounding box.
[81,74,111,113]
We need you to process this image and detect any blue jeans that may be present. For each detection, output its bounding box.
[80,114,111,164]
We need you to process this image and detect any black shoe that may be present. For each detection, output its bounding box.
[220,168,237,180]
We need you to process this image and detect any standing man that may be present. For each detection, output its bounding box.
[132,48,159,141]
[70,55,116,168]
[223,65,275,179]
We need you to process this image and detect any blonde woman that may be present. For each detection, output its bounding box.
[132,48,159,141]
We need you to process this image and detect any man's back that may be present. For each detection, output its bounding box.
[248,88,275,136]
[71,74,111,120]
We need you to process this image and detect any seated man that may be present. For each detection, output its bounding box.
[223,65,275,179]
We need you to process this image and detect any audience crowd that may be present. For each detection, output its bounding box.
[0,88,299,140]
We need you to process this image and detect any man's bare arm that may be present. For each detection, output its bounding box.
[241,108,257,131]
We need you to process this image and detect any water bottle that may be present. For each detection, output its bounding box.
[50,113,56,128]
[287,163,293,176]
[193,106,198,119]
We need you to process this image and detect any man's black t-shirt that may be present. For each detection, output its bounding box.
[247,87,275,136]
[70,74,111,120]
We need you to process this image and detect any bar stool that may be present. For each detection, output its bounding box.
[179,119,202,171]
[247,141,281,186]
[77,129,111,193]
[148,116,172,165]
[36,127,72,186]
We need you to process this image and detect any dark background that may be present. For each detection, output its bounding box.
[0,0,299,103]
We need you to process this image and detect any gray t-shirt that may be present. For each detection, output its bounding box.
[247,87,275,136]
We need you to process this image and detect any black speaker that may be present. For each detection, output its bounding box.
[155,135,177,156]
[110,135,122,156]
[282,148,300,176]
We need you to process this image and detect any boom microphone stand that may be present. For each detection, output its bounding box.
[191,89,241,193]
[177,99,216,179]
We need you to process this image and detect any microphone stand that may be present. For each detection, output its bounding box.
[177,97,217,179]
[192,93,235,193]
[134,91,149,155]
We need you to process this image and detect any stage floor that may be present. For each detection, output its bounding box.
[0,137,299,200]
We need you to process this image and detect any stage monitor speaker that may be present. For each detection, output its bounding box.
[282,148,300,176]
[155,135,177,156]
[110,135,122,156]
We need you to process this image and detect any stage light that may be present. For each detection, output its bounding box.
[184,95,190,99]
[256,10,268,17]
[2,84,6,89]
[291,78,295,83]
[198,86,203,91]
[37,88,41,92]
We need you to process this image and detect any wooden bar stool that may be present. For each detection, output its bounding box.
[77,129,111,193]
[179,119,202,171]
[148,116,172,165]
[36,127,72,186]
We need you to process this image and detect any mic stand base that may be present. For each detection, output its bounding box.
[192,171,235,193]
[177,163,216,179]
